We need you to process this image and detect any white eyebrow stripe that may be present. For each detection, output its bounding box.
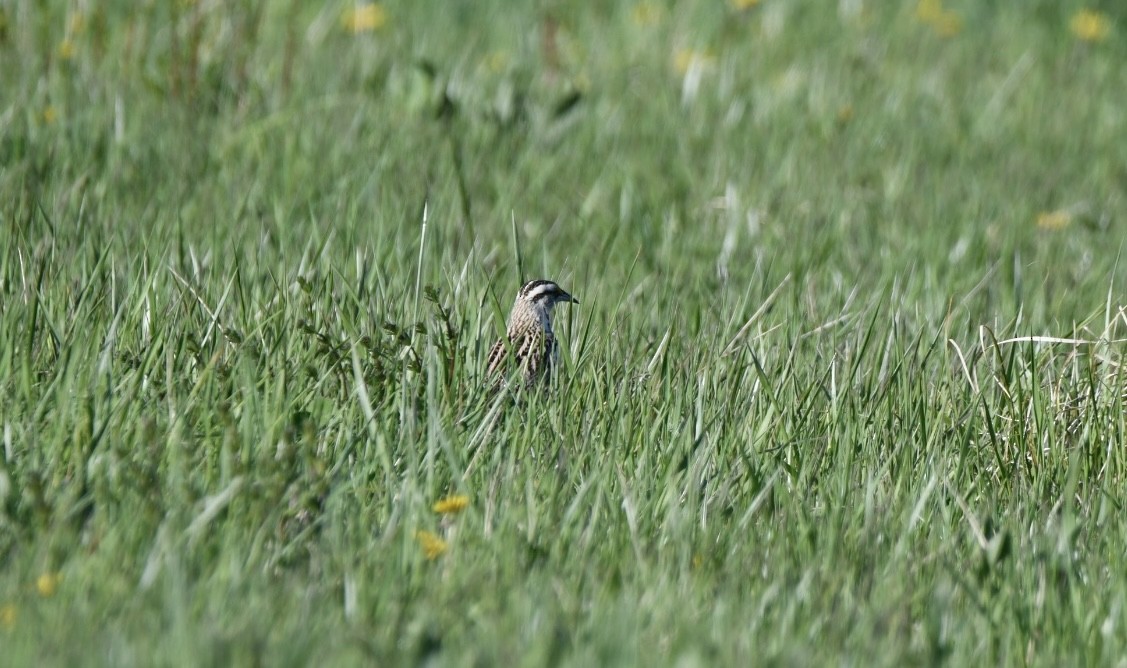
[526,283,559,302]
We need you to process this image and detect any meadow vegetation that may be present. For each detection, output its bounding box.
[1,1,1126,664]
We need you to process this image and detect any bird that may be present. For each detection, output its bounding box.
[486,279,579,387]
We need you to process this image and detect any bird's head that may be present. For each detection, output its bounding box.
[518,279,579,313]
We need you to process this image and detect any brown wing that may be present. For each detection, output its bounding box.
[488,330,556,386]
[486,337,509,377]
[516,330,555,384]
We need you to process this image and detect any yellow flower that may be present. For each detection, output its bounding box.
[1036,210,1073,231]
[730,0,760,9]
[42,106,59,124]
[36,572,61,597]
[415,530,447,560]
[341,3,387,34]
[915,0,962,38]
[0,604,15,630]
[631,2,663,26]
[484,51,509,73]
[673,48,715,76]
[433,495,470,515]
[915,0,942,20]
[1070,9,1111,43]
[57,39,76,60]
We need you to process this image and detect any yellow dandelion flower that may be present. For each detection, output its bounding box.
[57,39,76,60]
[631,2,663,26]
[484,51,509,73]
[730,0,761,10]
[36,572,61,597]
[415,530,447,560]
[433,495,470,515]
[915,0,962,38]
[673,48,715,76]
[42,106,59,124]
[1070,9,1111,43]
[0,604,15,630]
[1036,210,1073,231]
[341,3,387,34]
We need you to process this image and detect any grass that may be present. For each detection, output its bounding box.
[2,0,1126,664]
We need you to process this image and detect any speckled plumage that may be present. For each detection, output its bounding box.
[487,279,578,386]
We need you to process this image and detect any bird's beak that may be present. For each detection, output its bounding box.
[566,293,578,305]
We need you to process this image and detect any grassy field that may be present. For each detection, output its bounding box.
[2,0,1126,664]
